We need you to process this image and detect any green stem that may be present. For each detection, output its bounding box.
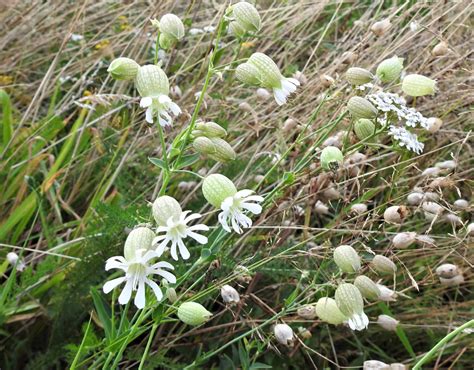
[154,32,160,65]
[157,124,170,195]
[412,319,474,370]
[138,322,159,370]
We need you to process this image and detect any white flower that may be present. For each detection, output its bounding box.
[189,28,204,35]
[218,190,263,234]
[388,126,424,154]
[273,77,301,106]
[140,95,181,127]
[70,33,84,42]
[347,312,369,331]
[153,211,209,261]
[103,249,176,309]
[7,252,26,271]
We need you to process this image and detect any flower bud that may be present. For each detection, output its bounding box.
[228,21,246,37]
[392,232,417,249]
[297,304,317,319]
[383,205,408,224]
[135,65,170,97]
[370,18,391,36]
[235,264,253,284]
[346,67,374,86]
[354,275,381,300]
[354,118,376,141]
[402,74,437,97]
[157,14,185,41]
[347,96,378,119]
[363,360,390,370]
[407,192,424,205]
[315,297,347,325]
[274,323,294,346]
[439,274,464,286]
[236,62,261,85]
[177,302,212,326]
[426,117,443,133]
[333,245,361,273]
[377,314,399,331]
[152,196,182,226]
[193,121,227,138]
[165,287,178,303]
[6,252,26,271]
[372,255,397,274]
[432,41,448,56]
[220,284,240,304]
[320,146,344,171]
[108,57,139,80]
[248,53,282,88]
[227,2,261,34]
[202,174,237,208]
[123,227,156,260]
[195,137,235,162]
[351,203,368,215]
[193,136,215,155]
[377,284,397,302]
[435,263,459,279]
[335,283,369,330]
[376,56,404,83]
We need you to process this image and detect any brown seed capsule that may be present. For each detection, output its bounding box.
[370,18,391,36]
[426,117,443,133]
[320,74,335,88]
[435,263,459,279]
[283,118,298,132]
[432,41,449,56]
[467,223,474,236]
[383,206,408,224]
[315,200,330,215]
[351,203,368,215]
[297,305,317,319]
[439,274,464,287]
[341,51,357,64]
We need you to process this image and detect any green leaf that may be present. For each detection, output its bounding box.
[250,363,272,369]
[90,287,113,341]
[176,153,200,169]
[149,157,166,171]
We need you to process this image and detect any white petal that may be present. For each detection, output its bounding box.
[155,269,177,284]
[235,189,254,198]
[140,97,153,108]
[118,279,133,305]
[146,279,163,302]
[243,195,264,203]
[169,240,179,261]
[218,211,231,232]
[286,77,300,86]
[158,95,172,104]
[273,89,287,105]
[103,276,126,294]
[281,78,297,93]
[221,197,234,212]
[169,101,182,116]
[231,216,243,234]
[241,202,262,215]
[183,212,202,223]
[134,281,146,309]
[188,223,209,232]
[177,239,191,260]
[152,261,174,270]
[187,231,208,245]
[145,108,154,123]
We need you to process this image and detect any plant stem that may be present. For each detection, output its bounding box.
[138,322,159,370]
[157,124,170,195]
[412,319,474,370]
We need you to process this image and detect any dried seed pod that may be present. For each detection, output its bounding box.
[234,265,253,284]
[320,74,335,88]
[315,297,348,325]
[407,192,424,205]
[426,117,443,133]
[370,18,391,36]
[377,314,399,331]
[346,67,374,86]
[392,232,417,248]
[347,96,378,119]
[293,70,308,85]
[467,223,474,236]
[435,160,457,170]
[274,324,294,346]
[415,234,436,246]
[354,275,381,300]
[297,326,312,339]
[372,255,397,274]
[341,51,357,64]
[435,263,459,279]
[363,360,390,370]
[424,192,440,202]
[283,118,298,132]
[422,167,441,177]
[333,245,361,273]
[439,274,464,287]
[383,205,408,224]
[297,305,317,319]
[351,203,368,215]
[220,285,240,304]
[390,363,407,370]
[422,201,444,215]
[256,87,271,100]
[323,186,341,200]
[432,41,449,56]
[442,213,463,226]
[453,199,469,210]
[314,200,330,215]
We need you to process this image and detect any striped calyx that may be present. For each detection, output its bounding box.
[135,65,170,97]
[236,62,262,85]
[158,14,185,41]
[347,96,378,119]
[371,255,397,274]
[376,56,404,83]
[402,74,436,97]
[321,146,344,171]
[177,302,212,326]
[228,2,261,35]
[248,53,282,88]
[202,174,237,208]
[123,227,156,260]
[345,67,374,86]
[152,196,182,226]
[354,119,376,141]
[354,275,381,300]
[315,297,347,325]
[333,245,361,273]
[335,283,364,317]
[108,57,139,80]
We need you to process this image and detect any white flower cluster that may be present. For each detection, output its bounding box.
[367,92,428,153]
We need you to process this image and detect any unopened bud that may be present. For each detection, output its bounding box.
[346,67,373,86]
[377,314,399,331]
[370,18,391,36]
[376,56,404,83]
[320,146,344,171]
[354,118,376,141]
[354,275,381,300]
[347,96,378,119]
[363,360,390,370]
[274,323,294,346]
[6,252,26,272]
[165,287,178,303]
[220,285,240,304]
[177,302,212,326]
[372,255,397,274]
[422,167,441,177]
[402,74,437,97]
[383,205,408,224]
[108,57,139,80]
[193,121,227,138]
[333,245,361,273]
[315,297,347,325]
[376,284,397,302]
[432,41,448,56]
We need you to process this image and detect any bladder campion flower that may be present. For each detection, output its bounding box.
[202,174,263,234]
[103,227,176,309]
[226,1,261,37]
[152,14,185,49]
[135,65,181,126]
[152,196,209,261]
[335,283,369,331]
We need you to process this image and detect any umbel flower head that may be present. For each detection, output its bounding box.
[335,283,369,331]
[103,227,176,309]
[152,196,209,261]
[135,65,181,127]
[152,14,185,49]
[202,174,263,234]
[226,1,261,37]
[236,53,300,106]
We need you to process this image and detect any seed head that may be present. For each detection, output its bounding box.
[383,205,408,224]
[220,285,240,304]
[372,255,397,274]
[370,18,391,36]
